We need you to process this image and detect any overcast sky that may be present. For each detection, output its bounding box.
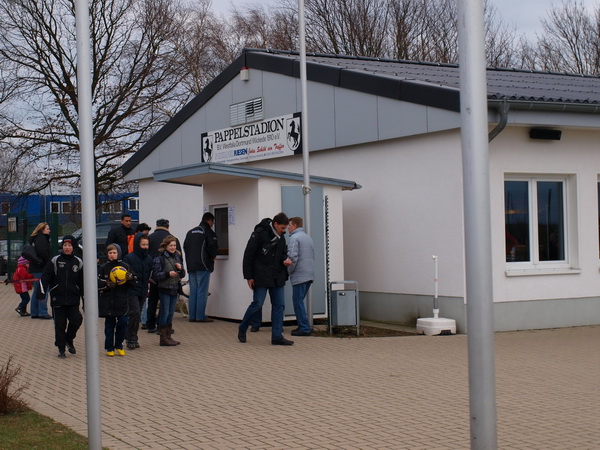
[212,0,599,39]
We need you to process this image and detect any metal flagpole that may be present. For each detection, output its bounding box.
[74,0,103,447]
[456,0,498,448]
[298,0,313,326]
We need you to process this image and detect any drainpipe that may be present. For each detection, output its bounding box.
[488,100,510,142]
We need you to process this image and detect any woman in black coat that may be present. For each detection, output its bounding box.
[98,244,134,356]
[29,222,53,319]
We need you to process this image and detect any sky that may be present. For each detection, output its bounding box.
[211,0,599,39]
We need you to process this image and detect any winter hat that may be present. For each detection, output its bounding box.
[17,256,29,265]
[61,235,77,248]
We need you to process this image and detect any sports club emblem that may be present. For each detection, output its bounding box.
[201,134,213,162]
[286,116,301,153]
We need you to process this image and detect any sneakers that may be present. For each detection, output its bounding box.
[67,343,76,354]
[57,349,66,359]
[106,350,115,357]
[15,308,30,317]
[272,337,294,346]
[116,349,125,356]
[291,329,312,336]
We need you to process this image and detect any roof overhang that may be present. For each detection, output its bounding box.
[153,162,361,190]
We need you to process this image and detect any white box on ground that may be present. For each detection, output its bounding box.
[416,317,457,336]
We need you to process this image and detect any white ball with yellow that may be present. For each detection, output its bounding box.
[109,265,129,285]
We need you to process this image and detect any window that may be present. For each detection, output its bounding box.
[213,206,229,256]
[128,197,139,211]
[73,202,82,214]
[1,202,9,214]
[230,98,263,126]
[505,177,567,266]
[101,202,122,213]
[62,202,71,214]
[50,201,60,213]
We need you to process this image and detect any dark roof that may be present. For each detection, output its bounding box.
[123,49,600,175]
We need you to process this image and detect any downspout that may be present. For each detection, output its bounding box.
[488,99,510,142]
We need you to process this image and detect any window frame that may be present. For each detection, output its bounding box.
[504,174,577,275]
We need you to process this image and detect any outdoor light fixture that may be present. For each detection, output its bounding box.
[529,128,562,140]
[240,67,249,81]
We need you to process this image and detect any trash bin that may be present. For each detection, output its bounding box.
[328,280,359,336]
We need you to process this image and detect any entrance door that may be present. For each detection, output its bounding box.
[281,185,326,315]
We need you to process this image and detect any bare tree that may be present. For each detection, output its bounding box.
[0,0,190,198]
[305,0,390,57]
[529,0,600,75]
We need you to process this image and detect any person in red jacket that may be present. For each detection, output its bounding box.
[14,256,35,316]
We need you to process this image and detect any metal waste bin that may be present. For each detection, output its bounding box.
[328,280,359,336]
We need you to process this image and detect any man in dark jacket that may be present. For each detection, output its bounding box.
[146,218,181,333]
[40,235,84,358]
[105,214,134,257]
[238,213,294,346]
[183,212,218,323]
[123,233,153,349]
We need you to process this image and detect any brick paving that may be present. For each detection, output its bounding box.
[1,282,599,449]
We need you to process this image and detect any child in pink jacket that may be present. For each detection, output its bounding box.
[14,256,35,316]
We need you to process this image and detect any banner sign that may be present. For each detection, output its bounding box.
[201,112,302,164]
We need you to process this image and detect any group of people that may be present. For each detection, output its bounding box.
[12,210,315,357]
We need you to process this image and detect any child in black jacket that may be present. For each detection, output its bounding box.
[98,244,134,356]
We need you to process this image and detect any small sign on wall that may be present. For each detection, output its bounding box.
[228,206,235,225]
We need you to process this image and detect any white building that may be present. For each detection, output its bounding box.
[123,49,600,332]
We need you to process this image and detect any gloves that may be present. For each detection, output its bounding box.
[105,279,116,289]
[125,271,133,281]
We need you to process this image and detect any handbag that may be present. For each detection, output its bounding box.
[21,243,42,266]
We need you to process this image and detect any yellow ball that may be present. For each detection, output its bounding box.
[109,266,128,285]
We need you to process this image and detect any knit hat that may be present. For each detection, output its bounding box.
[17,256,29,265]
[61,235,76,248]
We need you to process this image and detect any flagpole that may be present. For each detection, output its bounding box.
[298,0,313,326]
[74,0,103,447]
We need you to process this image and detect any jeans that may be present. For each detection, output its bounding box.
[104,316,128,351]
[53,305,83,350]
[17,292,31,312]
[158,293,177,326]
[140,297,148,325]
[125,295,144,343]
[292,281,312,332]
[239,286,284,340]
[31,272,49,317]
[188,271,211,320]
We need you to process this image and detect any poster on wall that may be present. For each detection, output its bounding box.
[201,112,302,164]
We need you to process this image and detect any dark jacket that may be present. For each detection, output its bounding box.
[152,250,185,295]
[183,221,218,272]
[242,218,288,288]
[41,252,84,307]
[29,233,52,273]
[148,227,181,258]
[123,233,153,298]
[105,224,134,257]
[98,249,133,317]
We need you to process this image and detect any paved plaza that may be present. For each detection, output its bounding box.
[1,281,598,449]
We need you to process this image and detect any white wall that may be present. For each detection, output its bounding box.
[490,126,600,302]
[138,179,203,251]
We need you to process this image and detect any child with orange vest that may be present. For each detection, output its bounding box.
[14,257,35,316]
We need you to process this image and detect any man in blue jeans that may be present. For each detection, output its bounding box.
[286,217,314,336]
[183,212,219,323]
[238,213,294,346]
